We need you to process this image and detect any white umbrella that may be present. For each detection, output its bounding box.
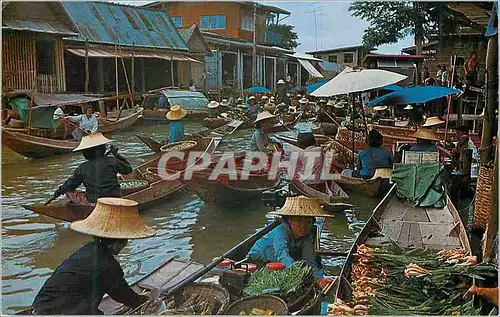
[310,66,408,97]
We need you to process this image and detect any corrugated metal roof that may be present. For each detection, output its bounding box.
[66,47,202,63]
[2,19,79,36]
[61,2,187,51]
[161,89,209,110]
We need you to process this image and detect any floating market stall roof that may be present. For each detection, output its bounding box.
[161,89,208,110]
[311,67,407,97]
[367,85,461,107]
[306,81,328,95]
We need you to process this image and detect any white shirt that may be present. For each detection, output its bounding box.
[69,114,98,133]
[189,85,196,92]
[53,107,64,121]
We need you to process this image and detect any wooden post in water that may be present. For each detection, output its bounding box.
[443,95,453,143]
[170,55,175,87]
[480,35,498,165]
[115,42,119,111]
[84,39,89,93]
[131,42,135,101]
[358,92,368,136]
[27,80,37,135]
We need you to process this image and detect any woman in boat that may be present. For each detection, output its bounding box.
[52,133,133,206]
[207,100,220,118]
[166,105,187,144]
[410,128,440,152]
[31,198,157,315]
[251,111,281,153]
[294,132,325,184]
[247,96,259,122]
[355,129,393,179]
[69,105,99,142]
[248,196,334,289]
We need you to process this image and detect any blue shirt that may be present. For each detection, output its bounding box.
[248,223,323,278]
[69,114,98,133]
[168,121,185,144]
[356,146,393,178]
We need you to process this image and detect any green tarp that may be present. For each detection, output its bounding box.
[9,97,56,129]
[392,162,451,208]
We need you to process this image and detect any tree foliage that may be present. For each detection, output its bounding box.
[349,1,468,49]
[267,23,300,50]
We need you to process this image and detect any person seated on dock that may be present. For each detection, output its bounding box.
[410,128,440,152]
[68,105,99,142]
[166,105,187,144]
[247,196,334,289]
[252,111,282,154]
[354,130,393,179]
[52,133,133,206]
[31,198,156,315]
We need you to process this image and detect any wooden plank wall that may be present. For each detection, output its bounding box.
[2,33,36,91]
[2,33,66,93]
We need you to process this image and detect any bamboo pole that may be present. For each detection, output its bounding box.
[443,95,453,143]
[480,35,497,165]
[115,42,119,110]
[131,42,135,100]
[84,39,89,93]
[351,94,355,168]
[358,92,369,135]
[170,55,174,87]
[27,79,37,135]
[120,55,133,109]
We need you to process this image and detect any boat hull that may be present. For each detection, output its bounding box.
[2,129,77,158]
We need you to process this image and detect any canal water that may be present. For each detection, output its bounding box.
[1,121,381,314]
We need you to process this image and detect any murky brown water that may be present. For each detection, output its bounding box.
[1,121,380,314]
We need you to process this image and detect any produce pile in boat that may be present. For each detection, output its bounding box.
[321,139,357,168]
[227,107,251,122]
[238,308,276,315]
[328,244,498,315]
[335,127,366,146]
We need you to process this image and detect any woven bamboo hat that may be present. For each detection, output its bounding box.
[371,168,392,180]
[254,111,277,123]
[220,99,230,106]
[326,100,335,107]
[207,100,220,108]
[422,116,445,127]
[269,196,333,218]
[412,128,440,141]
[73,132,113,152]
[297,94,302,98]
[248,96,256,101]
[404,105,413,110]
[334,102,346,109]
[260,95,269,101]
[319,99,327,104]
[277,79,285,85]
[299,98,309,104]
[237,97,244,102]
[373,105,388,111]
[70,198,156,239]
[264,102,276,112]
[166,105,187,120]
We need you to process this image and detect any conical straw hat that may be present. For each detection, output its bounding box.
[422,116,445,127]
[334,102,346,109]
[412,128,439,141]
[237,97,244,102]
[371,168,392,179]
[166,105,187,120]
[73,132,113,152]
[268,196,333,218]
[207,100,220,108]
[264,102,276,112]
[404,105,413,110]
[254,111,277,123]
[373,105,388,111]
[260,95,269,101]
[326,100,334,107]
[220,99,230,106]
[70,197,156,239]
[277,79,285,85]
[248,96,256,101]
[299,98,309,104]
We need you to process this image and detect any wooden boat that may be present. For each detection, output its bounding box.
[202,112,303,132]
[290,180,353,213]
[335,174,391,198]
[335,184,472,302]
[23,179,185,222]
[311,122,338,136]
[2,107,143,158]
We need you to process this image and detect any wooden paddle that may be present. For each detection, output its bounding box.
[43,196,56,206]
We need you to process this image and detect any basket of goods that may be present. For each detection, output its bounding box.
[472,163,495,230]
[143,167,163,183]
[119,179,149,196]
[224,295,289,315]
[242,261,317,312]
[160,283,230,315]
[160,140,197,153]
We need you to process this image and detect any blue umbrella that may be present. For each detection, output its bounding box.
[247,86,270,93]
[288,86,301,93]
[306,80,328,94]
[367,85,461,107]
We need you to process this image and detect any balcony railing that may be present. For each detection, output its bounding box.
[264,30,281,46]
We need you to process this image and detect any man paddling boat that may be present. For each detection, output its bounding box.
[31,198,157,314]
[52,133,133,206]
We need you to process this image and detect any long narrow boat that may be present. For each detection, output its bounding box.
[335,184,472,301]
[203,112,303,132]
[24,136,222,222]
[2,107,143,158]
[335,174,390,198]
[290,180,353,213]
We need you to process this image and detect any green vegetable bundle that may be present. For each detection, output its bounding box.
[243,261,314,299]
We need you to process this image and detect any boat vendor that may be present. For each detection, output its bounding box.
[68,105,99,142]
[247,196,334,289]
[247,95,259,121]
[294,132,325,184]
[166,105,187,144]
[410,128,440,152]
[333,100,347,117]
[252,111,282,153]
[156,93,169,109]
[318,100,335,123]
[372,105,389,122]
[353,129,393,179]
[207,100,220,118]
[52,133,133,206]
[299,97,309,112]
[276,78,286,103]
[53,105,71,136]
[236,96,244,106]
[31,197,157,315]
[220,99,230,113]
